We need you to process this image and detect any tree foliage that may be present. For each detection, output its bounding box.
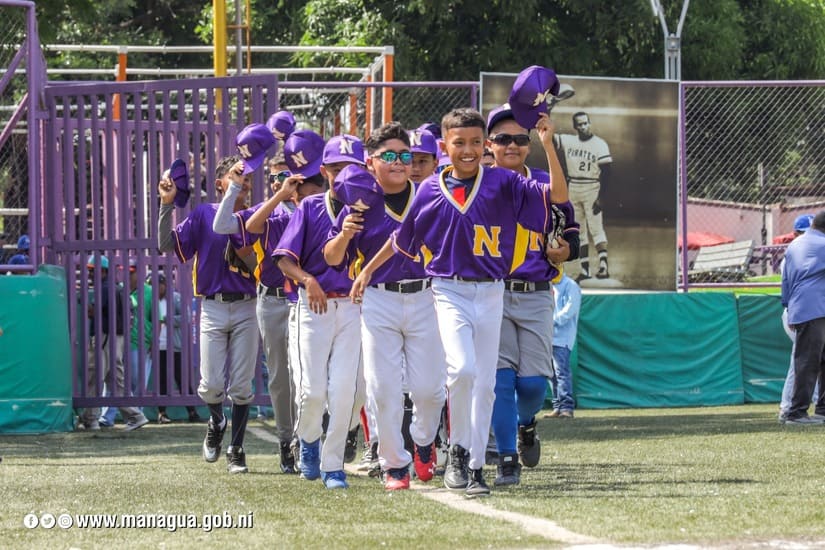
[31,0,825,81]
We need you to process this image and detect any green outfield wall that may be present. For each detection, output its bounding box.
[0,271,793,432]
[570,292,790,409]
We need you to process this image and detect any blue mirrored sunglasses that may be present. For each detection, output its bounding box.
[374,150,413,165]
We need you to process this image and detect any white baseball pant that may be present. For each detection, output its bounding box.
[431,277,504,471]
[293,289,364,473]
[361,285,446,470]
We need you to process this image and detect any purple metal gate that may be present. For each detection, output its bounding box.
[42,75,279,411]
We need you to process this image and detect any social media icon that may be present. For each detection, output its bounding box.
[23,513,39,529]
[40,513,56,529]
[57,513,73,529]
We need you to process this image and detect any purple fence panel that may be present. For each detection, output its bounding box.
[41,75,279,410]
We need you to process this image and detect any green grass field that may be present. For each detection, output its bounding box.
[3,404,825,549]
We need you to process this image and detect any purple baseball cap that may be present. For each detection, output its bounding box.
[266,110,296,141]
[486,103,517,134]
[236,123,278,175]
[436,140,451,169]
[508,65,560,130]
[284,130,325,178]
[408,129,438,156]
[333,164,384,219]
[168,158,190,208]
[323,134,366,166]
[417,122,441,140]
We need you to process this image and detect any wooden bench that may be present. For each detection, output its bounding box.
[688,240,754,282]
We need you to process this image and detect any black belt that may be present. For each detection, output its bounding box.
[259,285,286,298]
[370,280,431,293]
[452,276,499,283]
[504,280,551,293]
[204,292,253,303]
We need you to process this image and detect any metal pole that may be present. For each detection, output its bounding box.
[382,46,394,124]
[234,0,242,75]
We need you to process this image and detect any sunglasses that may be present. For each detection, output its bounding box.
[491,133,531,147]
[374,150,413,165]
[268,170,291,185]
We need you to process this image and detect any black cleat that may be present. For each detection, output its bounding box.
[202,418,227,463]
[444,444,469,490]
[344,426,359,464]
[279,440,297,474]
[494,453,522,486]
[226,446,248,474]
[466,468,491,498]
[518,420,541,468]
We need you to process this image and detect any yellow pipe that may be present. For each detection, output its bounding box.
[213,0,227,111]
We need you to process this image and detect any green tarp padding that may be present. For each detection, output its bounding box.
[574,293,745,408]
[737,294,791,403]
[0,265,74,433]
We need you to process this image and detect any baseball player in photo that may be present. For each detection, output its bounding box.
[211,161,310,474]
[485,103,578,486]
[555,111,613,281]
[350,107,564,497]
[324,123,447,491]
[157,153,260,475]
[272,133,367,490]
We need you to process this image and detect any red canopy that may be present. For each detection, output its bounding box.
[772,232,795,244]
[678,231,735,250]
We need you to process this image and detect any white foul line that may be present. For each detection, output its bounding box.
[248,425,598,546]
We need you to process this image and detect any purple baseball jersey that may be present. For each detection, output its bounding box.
[234,203,291,290]
[392,166,557,280]
[173,203,256,296]
[508,166,579,282]
[273,191,352,294]
[328,184,427,285]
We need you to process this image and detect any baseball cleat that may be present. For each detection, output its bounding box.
[279,440,297,474]
[226,446,249,474]
[517,420,541,468]
[494,453,522,486]
[321,470,349,489]
[413,442,436,482]
[202,417,227,462]
[299,439,321,480]
[344,426,359,463]
[444,444,469,490]
[466,468,491,498]
[384,466,411,490]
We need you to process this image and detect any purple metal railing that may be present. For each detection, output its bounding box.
[42,75,279,409]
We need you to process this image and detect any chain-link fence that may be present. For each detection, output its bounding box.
[682,81,825,286]
[278,81,478,140]
[0,3,30,261]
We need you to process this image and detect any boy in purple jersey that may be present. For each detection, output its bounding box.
[351,108,564,497]
[212,162,311,474]
[272,134,366,489]
[157,155,258,474]
[485,104,579,486]
[324,123,447,491]
[408,128,439,184]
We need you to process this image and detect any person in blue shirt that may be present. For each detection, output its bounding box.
[547,274,581,418]
[780,210,825,425]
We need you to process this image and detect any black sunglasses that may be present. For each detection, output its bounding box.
[269,170,291,184]
[374,150,413,165]
[491,133,531,147]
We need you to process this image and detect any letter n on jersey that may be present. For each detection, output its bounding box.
[473,225,502,257]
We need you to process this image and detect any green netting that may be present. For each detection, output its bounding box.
[737,294,791,403]
[0,265,74,433]
[574,293,744,408]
